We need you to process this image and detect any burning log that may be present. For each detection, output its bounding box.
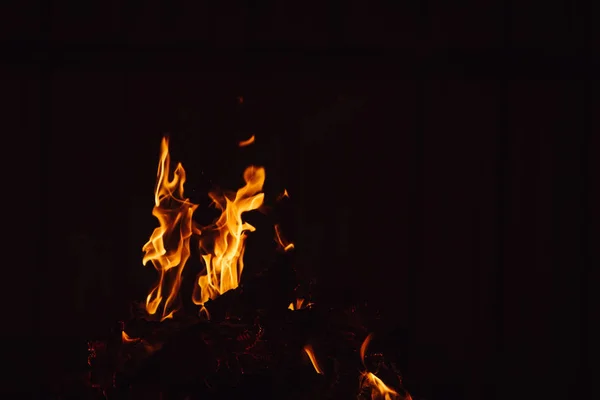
[128,322,216,386]
[83,302,413,399]
[74,135,414,400]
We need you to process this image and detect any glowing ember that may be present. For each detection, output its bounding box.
[303,344,324,375]
[238,134,255,147]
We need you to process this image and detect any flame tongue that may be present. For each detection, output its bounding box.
[359,333,411,400]
[192,166,266,315]
[142,137,265,321]
[142,137,200,321]
[303,345,324,375]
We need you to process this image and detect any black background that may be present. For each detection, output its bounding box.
[1,1,598,399]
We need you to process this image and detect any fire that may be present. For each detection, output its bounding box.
[122,329,162,354]
[288,298,313,311]
[360,372,405,400]
[274,223,294,251]
[142,137,200,320]
[238,134,255,147]
[303,344,324,375]
[142,136,268,320]
[192,165,266,317]
[276,189,289,201]
[122,331,141,344]
[359,333,411,400]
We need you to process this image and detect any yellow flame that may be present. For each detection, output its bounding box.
[303,344,324,375]
[274,223,295,251]
[238,134,255,147]
[141,137,270,320]
[192,166,266,316]
[142,137,200,320]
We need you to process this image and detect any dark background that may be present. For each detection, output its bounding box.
[1,1,598,399]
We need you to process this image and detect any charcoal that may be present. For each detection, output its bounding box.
[75,250,414,400]
[128,322,217,387]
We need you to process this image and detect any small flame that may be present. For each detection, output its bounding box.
[122,331,141,344]
[303,345,324,375]
[288,298,313,311]
[360,372,405,400]
[122,330,162,354]
[238,134,255,147]
[359,333,411,400]
[274,224,294,251]
[192,166,266,316]
[360,333,373,367]
[142,137,201,320]
[277,189,290,201]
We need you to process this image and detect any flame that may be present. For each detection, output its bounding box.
[274,224,295,251]
[122,330,162,354]
[122,331,141,344]
[142,137,201,320]
[276,189,289,201]
[192,166,266,316]
[303,344,324,375]
[238,134,255,147]
[359,333,411,400]
[288,298,313,311]
[360,333,373,366]
[141,137,269,320]
[360,372,405,400]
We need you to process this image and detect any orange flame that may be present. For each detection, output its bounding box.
[122,330,162,354]
[238,134,255,147]
[303,344,324,375]
[360,372,406,400]
[122,331,141,344]
[359,333,373,366]
[274,223,295,251]
[276,189,289,201]
[359,333,411,400]
[192,166,266,317]
[142,137,268,320]
[142,137,201,320]
[288,298,313,311]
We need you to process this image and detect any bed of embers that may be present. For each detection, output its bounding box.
[51,135,413,400]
